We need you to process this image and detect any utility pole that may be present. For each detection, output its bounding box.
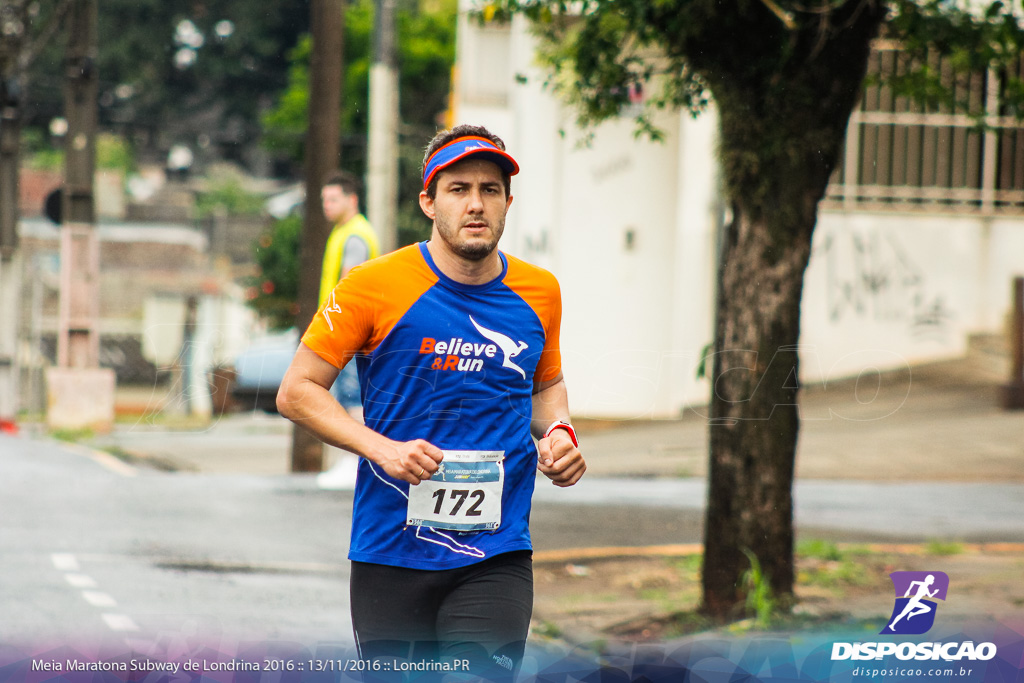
[290,0,344,472]
[47,0,115,431]
[0,78,19,258]
[0,75,20,432]
[366,0,399,253]
[59,0,99,369]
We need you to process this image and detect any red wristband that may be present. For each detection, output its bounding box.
[543,420,578,448]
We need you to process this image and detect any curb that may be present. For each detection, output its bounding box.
[533,542,1024,564]
[53,440,139,478]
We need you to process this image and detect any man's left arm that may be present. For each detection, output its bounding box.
[532,374,586,487]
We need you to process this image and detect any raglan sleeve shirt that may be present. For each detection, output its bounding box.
[295,244,567,570]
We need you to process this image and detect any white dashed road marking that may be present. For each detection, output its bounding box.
[82,591,118,608]
[52,552,141,635]
[101,614,140,632]
[64,573,98,588]
[51,553,80,572]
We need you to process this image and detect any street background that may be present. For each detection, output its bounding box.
[3,350,1022,652]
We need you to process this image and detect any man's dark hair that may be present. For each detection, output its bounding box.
[323,170,361,196]
[421,124,512,200]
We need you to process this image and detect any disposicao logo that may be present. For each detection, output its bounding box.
[831,569,998,663]
[881,571,949,635]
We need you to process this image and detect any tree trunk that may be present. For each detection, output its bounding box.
[701,201,811,618]
[697,3,887,619]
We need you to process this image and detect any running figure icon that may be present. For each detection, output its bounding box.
[888,574,939,631]
[881,570,949,635]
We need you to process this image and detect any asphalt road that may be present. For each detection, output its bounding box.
[1,434,352,647]
[4,416,1023,648]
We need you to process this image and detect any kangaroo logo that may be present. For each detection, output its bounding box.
[322,290,343,332]
[881,571,949,635]
[469,316,528,379]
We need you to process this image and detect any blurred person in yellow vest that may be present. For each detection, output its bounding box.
[317,172,380,488]
[319,171,381,307]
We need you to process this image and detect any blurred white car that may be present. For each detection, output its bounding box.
[230,327,299,412]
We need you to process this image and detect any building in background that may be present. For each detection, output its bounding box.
[453,5,1024,418]
[17,215,258,420]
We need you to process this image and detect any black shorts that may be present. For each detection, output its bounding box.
[350,550,533,681]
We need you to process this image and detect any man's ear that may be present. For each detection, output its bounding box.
[505,194,513,213]
[419,191,435,220]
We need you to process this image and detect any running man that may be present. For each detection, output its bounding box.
[888,574,939,631]
[277,124,586,680]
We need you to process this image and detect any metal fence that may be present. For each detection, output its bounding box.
[824,41,1024,214]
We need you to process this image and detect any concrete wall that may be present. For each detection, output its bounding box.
[803,211,1024,382]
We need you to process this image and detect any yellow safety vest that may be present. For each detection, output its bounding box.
[319,214,380,306]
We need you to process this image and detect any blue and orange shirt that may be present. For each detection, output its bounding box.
[301,241,563,570]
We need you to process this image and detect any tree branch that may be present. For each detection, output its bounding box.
[16,0,73,75]
[759,0,797,30]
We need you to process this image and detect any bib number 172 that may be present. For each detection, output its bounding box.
[432,488,485,517]
[406,450,504,532]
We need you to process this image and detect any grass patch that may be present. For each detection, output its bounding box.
[798,539,844,561]
[796,540,878,592]
[741,549,775,629]
[668,554,703,577]
[840,544,875,557]
[799,560,870,589]
[925,541,964,556]
[638,587,670,603]
[50,427,96,442]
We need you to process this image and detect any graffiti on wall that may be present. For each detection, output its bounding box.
[817,228,954,341]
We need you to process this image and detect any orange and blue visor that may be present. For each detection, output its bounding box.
[422,136,519,189]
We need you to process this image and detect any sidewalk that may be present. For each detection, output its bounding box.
[83,355,1024,483]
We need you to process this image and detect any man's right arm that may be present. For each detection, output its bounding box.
[276,343,443,484]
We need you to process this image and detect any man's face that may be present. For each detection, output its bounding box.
[420,158,512,261]
[321,185,354,223]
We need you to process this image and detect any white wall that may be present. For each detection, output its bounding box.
[668,110,720,412]
[802,211,1024,382]
[454,7,1024,418]
[551,114,682,419]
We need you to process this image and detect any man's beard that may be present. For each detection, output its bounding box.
[435,215,504,261]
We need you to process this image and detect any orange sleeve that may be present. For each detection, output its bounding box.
[504,254,563,384]
[302,265,376,369]
[301,245,438,369]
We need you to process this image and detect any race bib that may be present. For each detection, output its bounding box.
[406,450,504,532]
